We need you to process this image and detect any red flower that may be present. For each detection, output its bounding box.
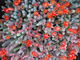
[3,8,9,13]
[2,50,7,55]
[59,45,65,49]
[78,39,80,43]
[52,47,54,51]
[77,43,80,48]
[3,15,9,21]
[61,41,65,46]
[43,33,49,40]
[68,28,72,32]
[54,26,60,31]
[8,8,14,11]
[51,11,57,17]
[34,43,39,47]
[14,0,19,7]
[78,26,80,30]
[42,2,49,7]
[2,56,7,60]
[63,9,68,14]
[34,34,40,38]
[70,50,75,55]
[0,50,7,57]
[58,34,63,39]
[55,3,60,8]
[63,21,69,27]
[72,29,77,34]
[52,32,57,36]
[31,51,37,57]
[68,54,73,59]
[26,40,31,47]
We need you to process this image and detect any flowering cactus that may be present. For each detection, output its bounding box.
[0,0,80,60]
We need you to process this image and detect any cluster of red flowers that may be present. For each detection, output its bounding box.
[0,0,80,60]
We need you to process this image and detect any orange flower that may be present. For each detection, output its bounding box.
[64,2,70,7]
[18,0,21,4]
[44,57,48,60]
[5,36,10,40]
[60,5,65,10]
[21,5,25,9]
[43,9,47,14]
[68,28,72,32]
[47,54,51,58]
[61,55,67,60]
[15,0,21,4]
[17,6,20,10]
[50,0,55,5]
[47,13,53,19]
[0,19,2,23]
[45,21,51,28]
[18,14,21,17]
[76,8,80,13]
[34,2,39,6]
[57,10,62,15]
[42,2,49,7]
[11,25,16,30]
[53,7,57,11]
[21,41,26,44]
[61,0,66,1]
[73,55,76,59]
[33,11,39,16]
